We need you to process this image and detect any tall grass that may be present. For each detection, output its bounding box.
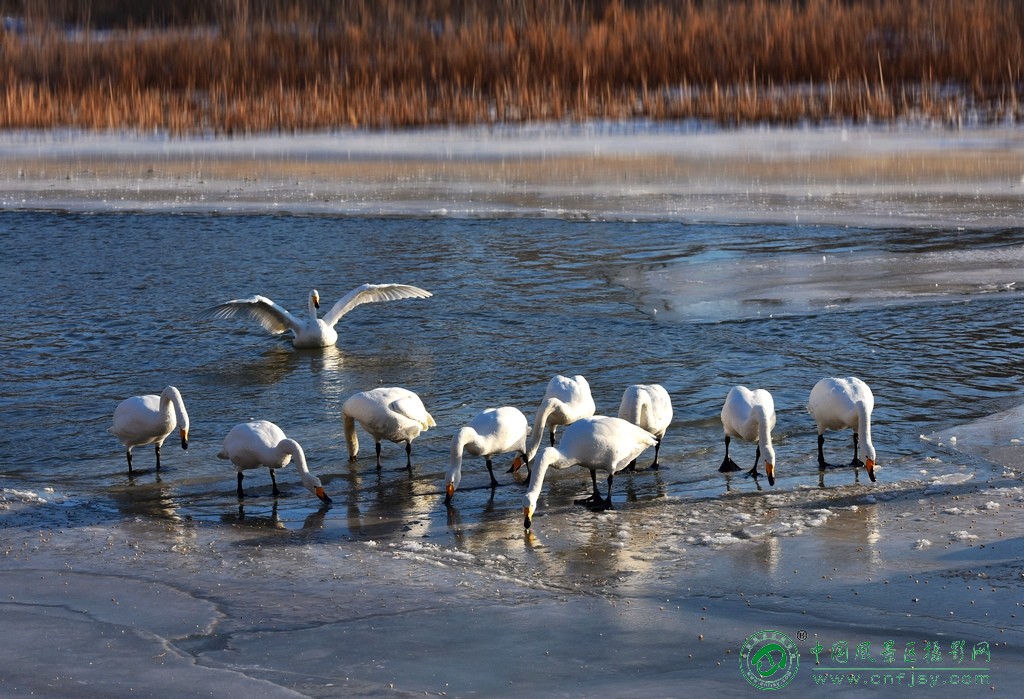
[1,0,1021,133]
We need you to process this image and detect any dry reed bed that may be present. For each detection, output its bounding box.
[1,0,1022,133]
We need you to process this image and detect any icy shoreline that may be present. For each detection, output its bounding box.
[1,123,1021,226]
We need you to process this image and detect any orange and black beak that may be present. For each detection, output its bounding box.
[180,428,189,450]
[523,505,534,530]
[507,455,524,474]
[315,486,332,504]
[765,463,775,486]
[445,481,455,505]
[865,459,876,483]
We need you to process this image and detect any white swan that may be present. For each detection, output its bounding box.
[720,386,776,485]
[808,376,877,482]
[217,420,332,503]
[445,406,529,504]
[522,416,657,529]
[110,386,190,473]
[343,387,436,468]
[617,384,673,469]
[524,374,596,462]
[202,284,432,348]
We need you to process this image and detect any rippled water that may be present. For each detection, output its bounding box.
[2,208,1023,695]
[2,212,1020,523]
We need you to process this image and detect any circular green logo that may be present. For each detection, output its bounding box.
[739,630,800,690]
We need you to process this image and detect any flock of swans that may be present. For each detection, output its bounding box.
[109,284,877,530]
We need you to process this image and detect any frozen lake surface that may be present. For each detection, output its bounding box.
[1,124,1023,696]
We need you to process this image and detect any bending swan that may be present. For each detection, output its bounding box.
[217,420,332,504]
[343,387,436,468]
[617,383,673,470]
[524,374,596,462]
[720,386,776,485]
[445,406,529,504]
[523,416,657,529]
[202,284,432,348]
[808,376,877,482]
[110,385,189,473]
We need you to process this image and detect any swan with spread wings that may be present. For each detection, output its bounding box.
[202,284,432,348]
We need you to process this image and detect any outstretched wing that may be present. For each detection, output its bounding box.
[200,296,303,335]
[322,283,432,328]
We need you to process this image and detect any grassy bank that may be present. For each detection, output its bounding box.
[1,0,1022,134]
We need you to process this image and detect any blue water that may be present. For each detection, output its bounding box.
[2,209,1023,697]
[1,211,1020,532]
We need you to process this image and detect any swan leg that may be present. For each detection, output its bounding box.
[236,472,245,499]
[375,442,382,470]
[485,457,499,488]
[600,473,615,510]
[549,427,556,446]
[849,432,864,468]
[650,437,663,470]
[744,445,763,479]
[269,468,280,497]
[625,458,638,472]
[817,433,835,469]
[720,435,741,472]
[154,443,162,471]
[405,441,413,469]
[125,448,134,474]
[574,469,605,507]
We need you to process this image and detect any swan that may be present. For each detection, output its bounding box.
[617,384,673,469]
[808,376,877,482]
[522,416,657,529]
[217,420,332,503]
[202,284,432,348]
[343,387,436,468]
[110,386,190,473]
[719,386,776,485]
[524,374,596,462]
[445,406,529,504]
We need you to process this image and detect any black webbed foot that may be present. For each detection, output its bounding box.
[720,457,741,473]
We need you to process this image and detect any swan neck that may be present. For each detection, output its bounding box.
[161,386,189,430]
[755,405,772,448]
[857,402,873,447]
[525,450,553,503]
[525,398,557,461]
[448,428,471,482]
[283,439,319,489]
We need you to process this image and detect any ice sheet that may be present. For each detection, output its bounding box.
[1,124,1021,226]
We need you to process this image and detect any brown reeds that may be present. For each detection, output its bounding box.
[1,0,1021,134]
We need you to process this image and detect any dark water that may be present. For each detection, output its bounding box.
[2,210,1023,696]
[1,212,1021,533]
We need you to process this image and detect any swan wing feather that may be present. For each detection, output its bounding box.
[201,296,302,335]
[323,283,432,328]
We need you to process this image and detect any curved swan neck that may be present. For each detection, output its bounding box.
[448,427,473,482]
[525,398,558,461]
[282,439,320,488]
[160,386,189,430]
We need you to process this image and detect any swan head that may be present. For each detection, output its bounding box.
[179,426,189,450]
[303,474,332,504]
[764,443,776,486]
[523,492,538,529]
[444,471,461,505]
[310,289,321,310]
